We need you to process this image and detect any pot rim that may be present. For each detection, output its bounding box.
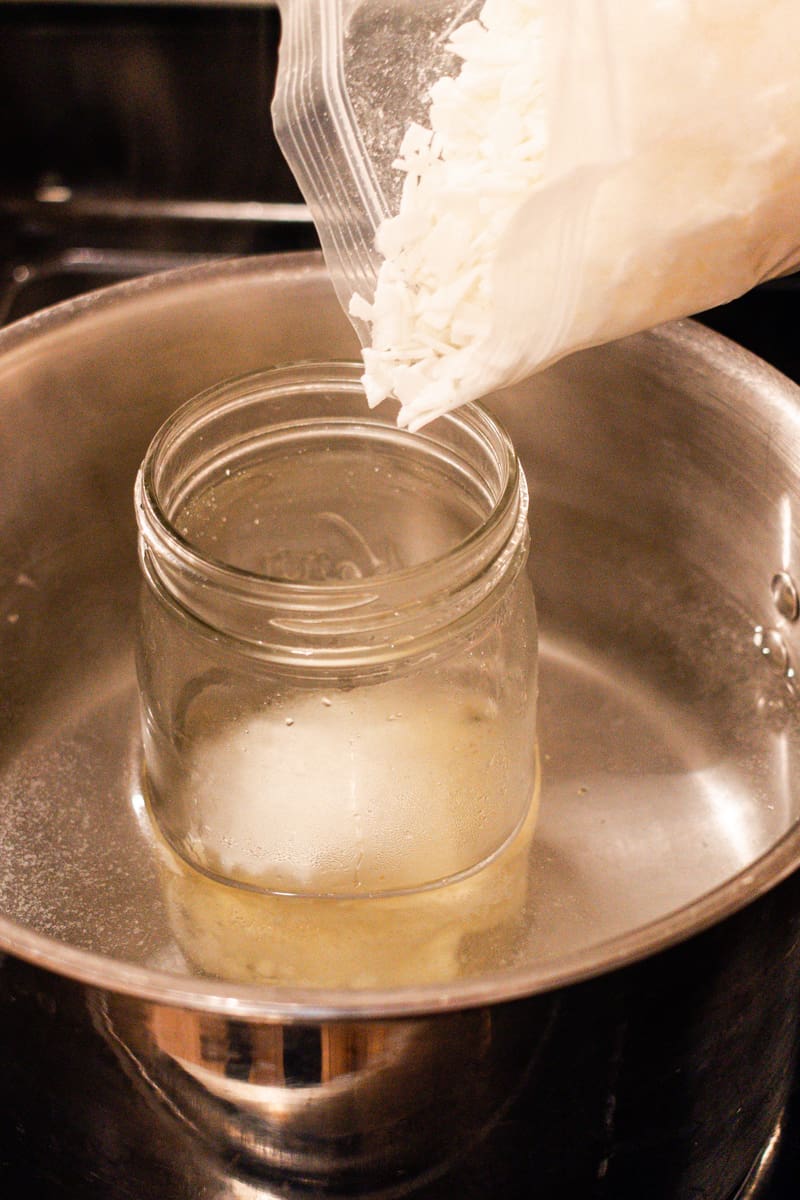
[2,251,800,1020]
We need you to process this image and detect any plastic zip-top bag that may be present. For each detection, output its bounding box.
[273,1,800,429]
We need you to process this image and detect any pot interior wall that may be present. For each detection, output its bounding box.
[0,254,799,1003]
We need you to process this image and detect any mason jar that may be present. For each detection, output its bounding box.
[134,362,538,899]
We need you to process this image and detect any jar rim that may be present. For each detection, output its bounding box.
[138,363,520,589]
[134,362,529,665]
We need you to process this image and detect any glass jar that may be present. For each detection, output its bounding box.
[134,363,538,898]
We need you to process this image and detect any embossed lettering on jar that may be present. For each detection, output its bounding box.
[134,363,538,898]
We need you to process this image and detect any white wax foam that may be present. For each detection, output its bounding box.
[160,781,539,989]
[181,677,534,896]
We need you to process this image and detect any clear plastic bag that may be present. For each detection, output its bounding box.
[273,1,800,427]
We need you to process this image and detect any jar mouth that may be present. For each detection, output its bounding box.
[135,362,528,667]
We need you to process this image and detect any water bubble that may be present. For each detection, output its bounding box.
[771,571,799,621]
[754,625,791,675]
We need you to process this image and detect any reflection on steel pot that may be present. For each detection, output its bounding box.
[95,991,555,1192]
[1,254,800,1197]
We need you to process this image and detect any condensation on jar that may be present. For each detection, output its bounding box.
[134,362,538,899]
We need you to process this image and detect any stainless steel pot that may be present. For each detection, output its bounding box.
[2,253,800,1198]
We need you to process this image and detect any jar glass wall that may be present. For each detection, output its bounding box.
[134,363,538,899]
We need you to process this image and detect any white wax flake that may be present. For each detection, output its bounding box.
[350,0,547,429]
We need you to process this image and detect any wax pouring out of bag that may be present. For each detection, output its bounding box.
[273,0,800,429]
[348,2,552,430]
